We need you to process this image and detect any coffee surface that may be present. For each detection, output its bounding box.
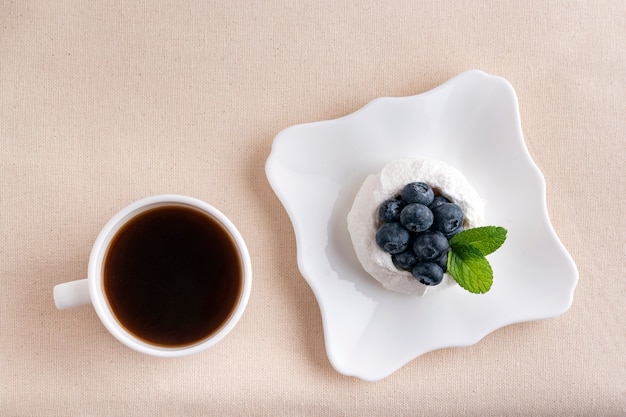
[103,205,242,347]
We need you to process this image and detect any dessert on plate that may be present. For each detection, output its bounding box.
[347,158,506,296]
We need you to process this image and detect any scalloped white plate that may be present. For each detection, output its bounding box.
[265,70,578,381]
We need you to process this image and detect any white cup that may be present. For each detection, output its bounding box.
[53,195,252,357]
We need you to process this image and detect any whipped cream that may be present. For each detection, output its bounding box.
[347,159,485,295]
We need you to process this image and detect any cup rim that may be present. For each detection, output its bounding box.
[88,194,252,357]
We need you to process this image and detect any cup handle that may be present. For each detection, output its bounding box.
[53,279,91,309]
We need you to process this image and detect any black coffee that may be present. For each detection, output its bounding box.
[103,205,243,347]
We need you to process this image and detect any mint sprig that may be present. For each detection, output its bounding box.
[447,226,507,294]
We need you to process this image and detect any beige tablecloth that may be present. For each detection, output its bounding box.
[1,1,624,416]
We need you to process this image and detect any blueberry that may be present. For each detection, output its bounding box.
[431,203,464,236]
[378,198,403,223]
[392,250,418,271]
[445,225,464,239]
[412,230,449,262]
[401,182,434,205]
[399,203,433,232]
[428,194,450,210]
[375,222,410,254]
[412,262,444,286]
[435,251,448,272]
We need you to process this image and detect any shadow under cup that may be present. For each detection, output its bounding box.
[92,198,250,355]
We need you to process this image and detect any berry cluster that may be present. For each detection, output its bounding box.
[375,182,465,286]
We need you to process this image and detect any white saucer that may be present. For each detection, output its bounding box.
[265,70,578,381]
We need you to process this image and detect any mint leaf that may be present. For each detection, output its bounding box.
[449,226,507,256]
[447,244,493,294]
